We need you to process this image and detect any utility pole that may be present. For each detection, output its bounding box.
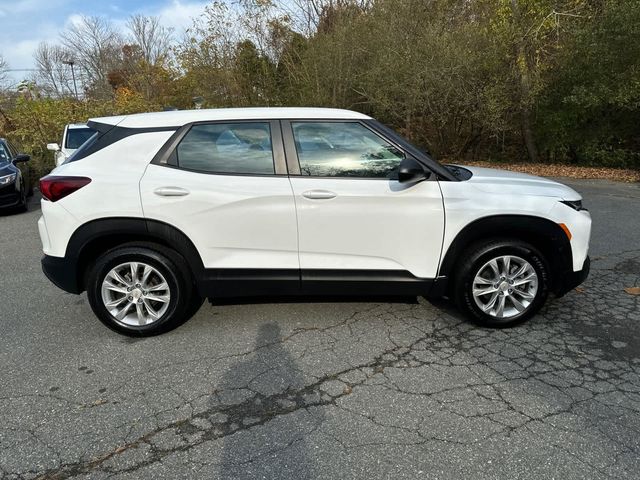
[63,59,79,100]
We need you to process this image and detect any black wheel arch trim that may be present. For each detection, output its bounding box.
[58,217,204,293]
[438,214,574,294]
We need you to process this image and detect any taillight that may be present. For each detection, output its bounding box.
[39,176,92,202]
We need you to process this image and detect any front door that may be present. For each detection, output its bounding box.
[284,120,445,283]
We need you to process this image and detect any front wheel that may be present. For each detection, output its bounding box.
[453,240,550,327]
[18,184,28,212]
[86,245,195,336]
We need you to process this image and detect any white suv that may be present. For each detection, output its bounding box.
[38,108,591,336]
[47,123,96,167]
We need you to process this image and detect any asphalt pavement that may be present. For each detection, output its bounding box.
[0,178,639,479]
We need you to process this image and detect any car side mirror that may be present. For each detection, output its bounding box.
[13,154,30,164]
[47,143,60,152]
[398,156,429,184]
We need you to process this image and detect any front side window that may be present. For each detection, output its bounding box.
[176,123,274,175]
[292,122,404,178]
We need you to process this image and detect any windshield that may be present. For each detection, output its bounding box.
[0,143,10,164]
[63,132,98,164]
[65,127,96,150]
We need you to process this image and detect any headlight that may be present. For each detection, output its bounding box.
[0,173,16,185]
[561,199,586,211]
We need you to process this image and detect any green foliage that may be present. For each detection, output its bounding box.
[0,0,638,172]
[537,0,640,168]
[1,93,159,177]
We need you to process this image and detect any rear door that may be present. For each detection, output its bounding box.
[140,120,299,280]
[283,120,445,282]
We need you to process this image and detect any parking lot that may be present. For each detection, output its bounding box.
[1,178,639,479]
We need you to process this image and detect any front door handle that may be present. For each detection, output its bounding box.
[302,189,337,200]
[154,186,190,197]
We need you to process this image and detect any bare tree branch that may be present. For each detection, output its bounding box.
[126,14,174,65]
[33,42,77,97]
[60,16,124,98]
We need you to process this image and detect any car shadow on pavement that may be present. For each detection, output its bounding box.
[217,322,320,479]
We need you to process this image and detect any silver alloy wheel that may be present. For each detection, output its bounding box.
[100,262,170,326]
[471,255,538,319]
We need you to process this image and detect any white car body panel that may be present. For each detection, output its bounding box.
[97,107,371,129]
[441,166,589,272]
[459,166,581,199]
[548,202,591,271]
[289,177,444,278]
[42,131,174,256]
[140,164,299,270]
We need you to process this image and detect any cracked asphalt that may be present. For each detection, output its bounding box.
[1,178,639,479]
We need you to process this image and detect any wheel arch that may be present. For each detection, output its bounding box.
[66,218,204,293]
[439,215,573,294]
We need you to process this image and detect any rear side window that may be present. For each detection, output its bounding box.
[175,123,274,175]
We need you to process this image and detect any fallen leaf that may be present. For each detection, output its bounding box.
[624,287,640,295]
[343,385,352,395]
[575,287,585,293]
[455,160,640,183]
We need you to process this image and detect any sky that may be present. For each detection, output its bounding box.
[0,0,210,85]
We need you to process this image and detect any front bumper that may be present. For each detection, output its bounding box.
[0,184,21,208]
[555,256,590,297]
[41,255,82,294]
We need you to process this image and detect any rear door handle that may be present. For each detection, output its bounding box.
[302,189,337,200]
[154,186,190,197]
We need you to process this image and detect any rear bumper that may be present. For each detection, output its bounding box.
[41,255,82,294]
[555,256,590,297]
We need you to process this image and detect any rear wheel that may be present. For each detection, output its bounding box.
[86,245,195,336]
[453,239,550,327]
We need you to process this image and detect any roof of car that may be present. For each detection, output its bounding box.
[67,123,90,129]
[90,107,372,129]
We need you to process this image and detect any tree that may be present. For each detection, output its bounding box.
[33,42,78,98]
[61,16,124,98]
[126,15,174,65]
[490,0,592,162]
[0,55,8,88]
[284,0,373,34]
[104,15,177,106]
[537,0,640,168]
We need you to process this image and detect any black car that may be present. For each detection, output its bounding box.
[0,138,32,211]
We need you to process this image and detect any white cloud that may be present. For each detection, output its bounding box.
[65,13,86,29]
[155,0,208,35]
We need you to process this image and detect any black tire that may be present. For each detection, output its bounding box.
[18,186,28,212]
[452,239,550,327]
[86,244,196,336]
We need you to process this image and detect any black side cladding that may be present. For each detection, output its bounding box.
[65,121,179,163]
